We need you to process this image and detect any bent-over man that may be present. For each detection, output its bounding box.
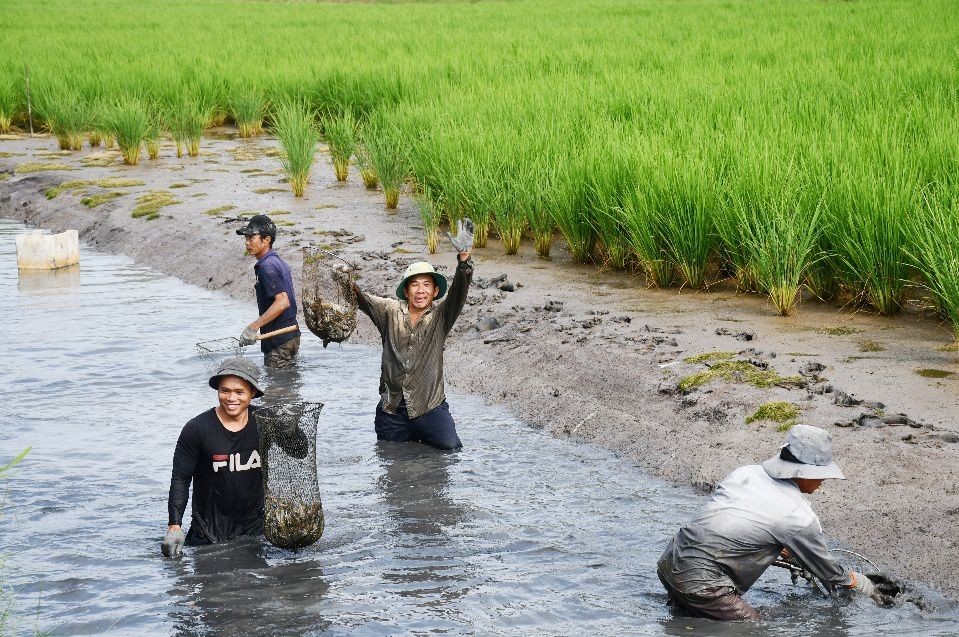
[352,219,475,450]
[657,425,887,621]
[236,214,300,368]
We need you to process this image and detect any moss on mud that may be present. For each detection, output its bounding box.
[746,401,800,430]
[679,360,804,392]
[45,178,144,199]
[132,191,178,220]
[16,162,75,174]
[203,204,236,216]
[81,191,128,208]
[683,351,737,364]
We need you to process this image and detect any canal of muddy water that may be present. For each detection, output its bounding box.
[1,219,956,636]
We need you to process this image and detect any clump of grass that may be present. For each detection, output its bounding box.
[550,164,596,263]
[818,326,858,336]
[527,164,557,259]
[622,182,673,287]
[364,119,407,210]
[41,88,89,150]
[81,191,128,208]
[102,98,151,165]
[44,177,143,199]
[322,110,358,181]
[166,97,207,158]
[272,100,319,197]
[415,186,443,253]
[906,187,959,346]
[131,190,178,220]
[0,77,20,133]
[746,401,801,430]
[15,162,74,174]
[658,155,717,290]
[679,360,804,392]
[735,181,823,316]
[355,140,378,189]
[683,351,737,364]
[253,187,287,194]
[204,204,236,216]
[857,338,885,353]
[231,88,267,138]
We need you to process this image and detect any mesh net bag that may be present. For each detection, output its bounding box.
[255,402,325,549]
[301,246,357,348]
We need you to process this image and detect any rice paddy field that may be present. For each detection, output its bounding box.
[2,0,958,333]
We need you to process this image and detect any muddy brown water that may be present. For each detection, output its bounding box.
[1,218,956,636]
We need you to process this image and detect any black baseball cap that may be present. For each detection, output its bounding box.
[235,214,277,240]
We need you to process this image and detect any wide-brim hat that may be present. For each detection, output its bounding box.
[209,356,265,398]
[762,424,845,480]
[396,262,448,301]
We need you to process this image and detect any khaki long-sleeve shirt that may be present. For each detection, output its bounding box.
[659,464,851,595]
[357,258,473,418]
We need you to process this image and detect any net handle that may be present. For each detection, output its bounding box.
[303,245,358,274]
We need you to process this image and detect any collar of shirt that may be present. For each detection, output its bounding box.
[254,250,277,268]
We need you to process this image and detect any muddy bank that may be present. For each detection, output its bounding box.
[2,134,958,600]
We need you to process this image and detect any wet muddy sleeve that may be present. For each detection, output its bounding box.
[356,289,390,335]
[784,520,850,589]
[168,422,200,526]
[441,258,473,331]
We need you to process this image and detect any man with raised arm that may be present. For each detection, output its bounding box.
[657,425,890,620]
[349,219,475,450]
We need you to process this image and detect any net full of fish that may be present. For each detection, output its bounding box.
[302,247,357,347]
[256,402,325,550]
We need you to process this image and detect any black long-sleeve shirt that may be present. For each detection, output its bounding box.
[168,407,264,544]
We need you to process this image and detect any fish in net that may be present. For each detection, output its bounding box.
[301,246,357,348]
[255,401,325,549]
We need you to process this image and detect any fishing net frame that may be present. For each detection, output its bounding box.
[196,336,244,356]
[256,401,325,550]
[301,245,358,348]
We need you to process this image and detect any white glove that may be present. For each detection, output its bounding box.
[239,325,258,346]
[850,571,886,606]
[161,528,185,557]
[446,218,475,254]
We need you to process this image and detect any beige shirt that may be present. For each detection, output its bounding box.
[357,259,473,418]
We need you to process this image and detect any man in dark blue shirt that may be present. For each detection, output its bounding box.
[235,215,300,368]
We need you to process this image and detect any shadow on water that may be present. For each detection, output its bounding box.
[167,537,331,636]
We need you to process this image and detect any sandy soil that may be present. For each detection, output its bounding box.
[3,133,958,601]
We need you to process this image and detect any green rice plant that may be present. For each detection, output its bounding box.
[321,110,358,181]
[905,187,959,345]
[0,78,21,133]
[415,185,443,253]
[489,170,527,255]
[586,150,634,270]
[655,152,718,290]
[806,217,840,302]
[831,172,913,315]
[271,100,319,197]
[621,184,673,288]
[550,162,596,263]
[527,166,557,259]
[735,184,823,316]
[166,97,207,158]
[364,119,408,210]
[102,98,151,165]
[144,108,162,160]
[354,139,378,189]
[231,88,267,138]
[40,88,88,151]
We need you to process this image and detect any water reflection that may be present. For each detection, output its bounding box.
[375,443,473,606]
[17,263,81,293]
[168,537,330,636]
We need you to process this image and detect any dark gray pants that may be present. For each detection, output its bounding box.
[374,400,462,450]
[657,561,760,621]
[264,335,300,369]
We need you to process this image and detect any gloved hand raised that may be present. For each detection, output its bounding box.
[162,527,185,558]
[446,218,475,256]
[850,571,894,607]
[239,325,258,347]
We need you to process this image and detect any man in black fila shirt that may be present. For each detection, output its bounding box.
[162,358,268,557]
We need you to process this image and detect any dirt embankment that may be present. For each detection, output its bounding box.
[3,135,958,600]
